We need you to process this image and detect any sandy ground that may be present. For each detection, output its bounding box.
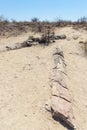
[0,27,87,130]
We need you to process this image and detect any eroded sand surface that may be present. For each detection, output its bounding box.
[0,27,87,130]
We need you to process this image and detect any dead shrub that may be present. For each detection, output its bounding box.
[28,29,54,46]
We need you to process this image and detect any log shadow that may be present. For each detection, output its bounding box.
[53,116,75,130]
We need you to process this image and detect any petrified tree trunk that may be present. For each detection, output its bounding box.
[51,46,76,129]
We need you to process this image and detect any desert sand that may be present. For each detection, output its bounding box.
[0,27,87,130]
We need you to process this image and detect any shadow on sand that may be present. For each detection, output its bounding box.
[53,116,75,130]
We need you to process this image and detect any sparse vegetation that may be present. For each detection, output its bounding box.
[31,17,39,22]
[77,17,87,23]
[0,15,87,38]
[28,29,54,46]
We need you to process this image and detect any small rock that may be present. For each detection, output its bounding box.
[59,35,66,39]
[79,41,84,44]
[45,100,51,112]
[24,114,28,117]
[73,35,79,40]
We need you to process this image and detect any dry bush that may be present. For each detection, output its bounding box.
[72,17,87,30]
[28,29,54,46]
[31,17,39,22]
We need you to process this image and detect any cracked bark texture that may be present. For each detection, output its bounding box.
[51,46,76,129]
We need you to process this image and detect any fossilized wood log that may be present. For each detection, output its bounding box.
[0,40,38,52]
[51,46,76,129]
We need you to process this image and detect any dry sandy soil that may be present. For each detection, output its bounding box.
[0,27,87,130]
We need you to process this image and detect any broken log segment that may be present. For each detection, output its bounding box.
[0,40,38,52]
[51,46,76,129]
